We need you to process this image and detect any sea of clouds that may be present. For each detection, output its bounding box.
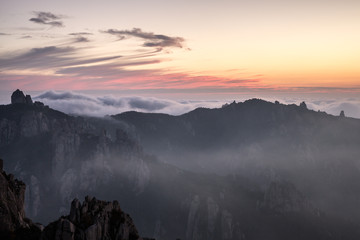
[33,91,224,116]
[30,90,360,119]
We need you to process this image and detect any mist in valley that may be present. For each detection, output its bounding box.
[1,92,360,239]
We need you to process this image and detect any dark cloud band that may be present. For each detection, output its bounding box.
[69,32,93,43]
[103,28,185,50]
[0,46,123,71]
[29,11,64,27]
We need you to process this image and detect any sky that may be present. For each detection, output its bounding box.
[0,0,360,117]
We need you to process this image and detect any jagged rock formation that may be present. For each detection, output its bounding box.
[42,197,142,240]
[11,89,33,105]
[340,110,345,117]
[299,101,307,109]
[0,160,147,240]
[0,158,41,240]
[0,158,26,231]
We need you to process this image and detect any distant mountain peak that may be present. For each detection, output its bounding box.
[10,89,46,107]
[11,89,33,105]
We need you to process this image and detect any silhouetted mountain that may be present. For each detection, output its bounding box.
[114,98,359,154]
[113,99,360,224]
[2,90,360,239]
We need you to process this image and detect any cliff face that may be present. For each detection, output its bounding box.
[0,90,148,222]
[0,99,82,220]
[0,158,41,240]
[0,158,27,232]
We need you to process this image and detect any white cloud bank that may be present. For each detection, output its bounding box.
[34,91,224,116]
[33,90,360,119]
[306,99,360,119]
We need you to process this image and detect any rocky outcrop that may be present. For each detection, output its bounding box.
[11,89,33,105]
[0,160,148,240]
[0,158,41,240]
[42,196,142,240]
[0,158,27,231]
[0,90,52,147]
[340,110,345,117]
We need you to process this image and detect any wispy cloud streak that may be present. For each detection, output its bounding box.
[103,28,186,50]
[0,46,123,71]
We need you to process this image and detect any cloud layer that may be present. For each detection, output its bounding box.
[306,99,360,118]
[34,91,225,116]
[33,91,360,119]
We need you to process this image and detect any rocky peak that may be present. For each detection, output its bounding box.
[11,89,33,105]
[42,196,143,240]
[340,110,345,118]
[299,101,307,109]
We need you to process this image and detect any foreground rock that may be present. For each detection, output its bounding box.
[0,159,145,240]
[0,158,41,240]
[42,196,142,240]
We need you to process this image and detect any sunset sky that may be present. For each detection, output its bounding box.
[1,0,360,116]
